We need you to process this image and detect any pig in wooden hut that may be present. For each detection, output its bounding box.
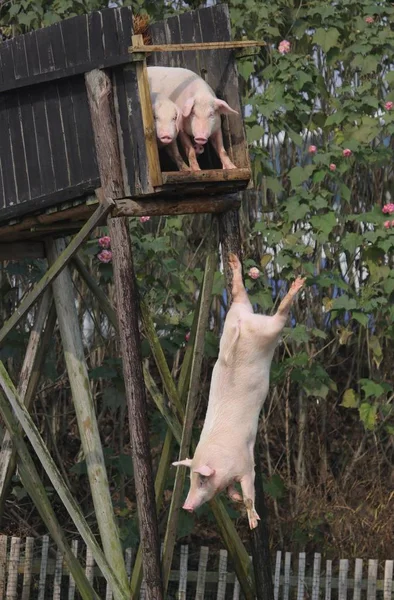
[147,66,238,171]
[150,92,192,171]
[173,254,305,529]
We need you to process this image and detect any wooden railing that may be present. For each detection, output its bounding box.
[0,535,392,599]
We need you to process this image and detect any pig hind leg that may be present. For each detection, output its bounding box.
[240,472,260,530]
[227,484,243,503]
[276,277,306,319]
[228,253,250,307]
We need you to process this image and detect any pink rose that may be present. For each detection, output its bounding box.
[278,40,291,54]
[385,101,394,111]
[329,163,337,171]
[382,203,394,214]
[342,148,352,157]
[248,267,260,280]
[98,236,111,249]
[139,216,150,223]
[185,332,190,342]
[365,16,374,23]
[308,145,317,154]
[97,250,113,263]
[384,220,391,229]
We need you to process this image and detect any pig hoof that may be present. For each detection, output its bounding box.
[222,161,237,169]
[248,512,261,530]
[180,163,193,172]
[290,277,306,294]
[228,253,241,272]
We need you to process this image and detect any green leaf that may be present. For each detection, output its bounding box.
[359,402,377,430]
[263,474,285,500]
[247,124,265,143]
[313,28,340,52]
[265,177,283,194]
[289,164,314,188]
[331,295,358,311]
[359,379,385,400]
[341,389,358,408]
[325,111,346,127]
[351,311,368,326]
[238,59,255,81]
[310,211,337,235]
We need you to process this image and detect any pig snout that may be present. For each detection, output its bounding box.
[193,136,208,145]
[182,503,195,513]
[158,133,173,145]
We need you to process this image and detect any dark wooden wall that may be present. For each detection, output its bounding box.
[0,4,248,225]
[0,7,133,223]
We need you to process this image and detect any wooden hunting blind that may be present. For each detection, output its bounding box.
[0,4,255,243]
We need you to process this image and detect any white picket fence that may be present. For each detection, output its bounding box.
[0,535,392,599]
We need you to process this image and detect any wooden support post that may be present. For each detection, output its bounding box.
[86,66,163,599]
[162,251,216,594]
[0,290,55,521]
[218,205,273,600]
[0,365,129,600]
[46,238,129,598]
[0,200,112,346]
[109,217,163,600]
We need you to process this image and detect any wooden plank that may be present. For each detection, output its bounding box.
[0,242,45,260]
[283,553,291,600]
[57,79,83,187]
[132,34,162,188]
[53,550,63,600]
[0,43,15,88]
[67,540,78,600]
[18,89,42,200]
[338,559,348,600]
[353,558,363,600]
[195,547,209,600]
[0,537,7,600]
[38,536,49,600]
[296,552,306,600]
[5,537,20,600]
[0,95,18,208]
[130,40,265,53]
[179,10,199,81]
[47,23,66,71]
[273,551,281,600]
[88,12,105,64]
[7,92,30,204]
[45,83,70,191]
[12,35,28,81]
[367,559,378,600]
[164,14,183,68]
[85,548,94,586]
[232,578,240,600]
[383,560,393,600]
[21,537,34,600]
[311,553,321,600]
[178,545,188,600]
[161,168,250,185]
[61,14,89,68]
[0,198,112,345]
[24,31,40,78]
[325,560,332,600]
[125,548,133,580]
[102,9,121,60]
[29,85,56,197]
[217,549,228,600]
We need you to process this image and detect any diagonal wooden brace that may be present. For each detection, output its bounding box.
[0,196,113,346]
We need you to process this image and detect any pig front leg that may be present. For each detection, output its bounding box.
[178,131,201,171]
[164,140,192,171]
[210,128,237,170]
[228,253,252,308]
[240,473,260,530]
[276,277,306,319]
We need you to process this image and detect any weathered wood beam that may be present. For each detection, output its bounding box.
[162,250,216,594]
[46,238,130,598]
[0,290,55,522]
[0,364,129,600]
[132,34,162,189]
[0,199,112,346]
[0,242,45,260]
[128,40,266,54]
[109,217,163,600]
[114,194,242,217]
[160,168,250,185]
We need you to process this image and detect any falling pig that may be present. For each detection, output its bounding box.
[147,66,238,171]
[173,254,305,529]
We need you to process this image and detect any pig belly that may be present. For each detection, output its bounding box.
[199,362,269,445]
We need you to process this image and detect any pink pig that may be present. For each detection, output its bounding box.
[173,254,305,529]
[147,66,238,171]
[150,92,191,171]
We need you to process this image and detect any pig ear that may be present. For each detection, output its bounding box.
[176,106,183,131]
[215,99,239,115]
[193,465,215,477]
[182,97,195,118]
[172,459,192,468]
